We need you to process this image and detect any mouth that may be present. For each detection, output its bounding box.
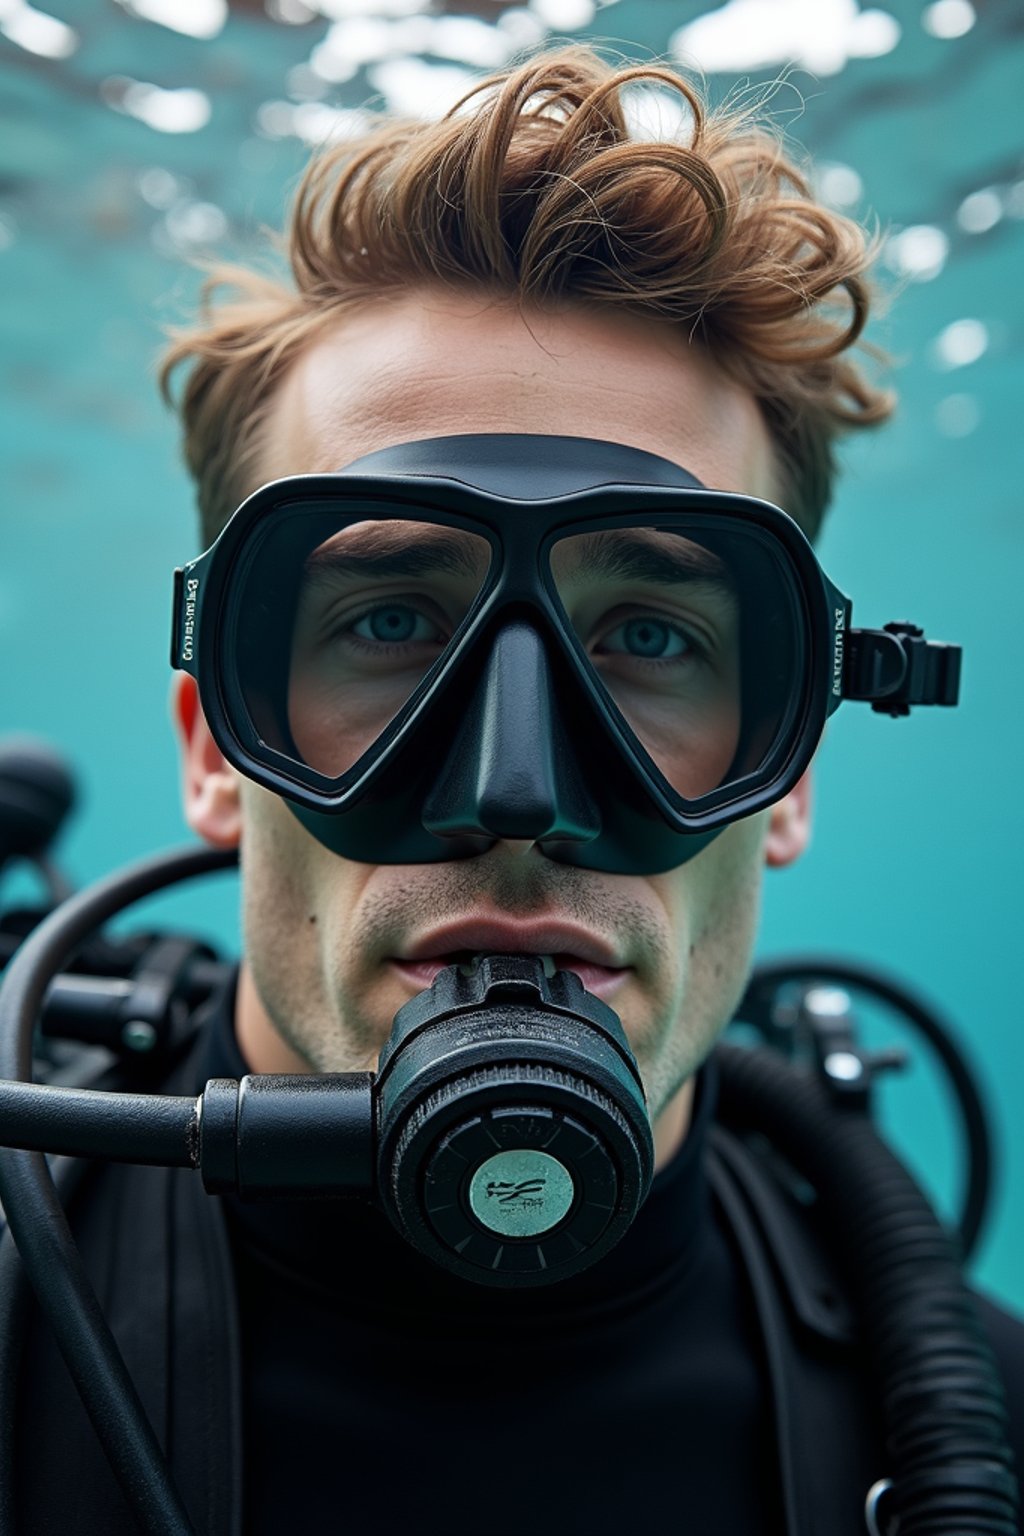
[390,953,631,998]
[390,920,632,1001]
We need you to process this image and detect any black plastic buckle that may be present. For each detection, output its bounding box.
[843,622,962,716]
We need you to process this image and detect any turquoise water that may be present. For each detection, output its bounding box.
[1,0,1022,1306]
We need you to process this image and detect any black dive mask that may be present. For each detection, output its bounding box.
[172,434,961,874]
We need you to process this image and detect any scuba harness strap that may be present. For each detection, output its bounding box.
[708,1123,883,1536]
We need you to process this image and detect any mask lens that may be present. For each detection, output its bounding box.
[232,513,492,779]
[549,524,802,803]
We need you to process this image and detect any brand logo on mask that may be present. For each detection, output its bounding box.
[832,607,846,697]
[485,1178,547,1209]
[181,577,199,663]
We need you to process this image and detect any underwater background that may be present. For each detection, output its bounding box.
[1,0,1022,1306]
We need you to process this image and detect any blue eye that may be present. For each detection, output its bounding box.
[351,605,439,645]
[601,617,693,660]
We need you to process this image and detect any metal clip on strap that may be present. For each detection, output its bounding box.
[844,622,962,716]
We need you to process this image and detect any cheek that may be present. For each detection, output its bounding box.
[238,789,319,970]
[690,816,768,1002]
[237,780,374,947]
[653,812,769,1011]
[239,781,314,890]
[653,809,765,914]
[236,783,358,983]
[237,782,393,1070]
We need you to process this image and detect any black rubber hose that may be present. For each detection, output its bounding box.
[0,843,237,1536]
[0,1152,91,1534]
[0,1041,139,1533]
[715,1041,1019,1536]
[0,1079,196,1164]
[744,955,993,1261]
[0,1242,32,1536]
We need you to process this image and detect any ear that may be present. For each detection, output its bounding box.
[171,674,242,848]
[764,766,812,870]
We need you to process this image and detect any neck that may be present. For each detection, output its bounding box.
[652,1077,695,1173]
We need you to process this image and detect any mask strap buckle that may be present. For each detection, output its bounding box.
[843,623,962,716]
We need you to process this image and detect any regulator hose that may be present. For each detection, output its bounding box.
[740,955,994,1262]
[715,1041,1019,1536]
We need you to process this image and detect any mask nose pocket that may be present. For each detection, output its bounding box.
[422,621,602,845]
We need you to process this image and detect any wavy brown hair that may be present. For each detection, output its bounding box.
[159,46,893,546]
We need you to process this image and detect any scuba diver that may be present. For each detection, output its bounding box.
[0,43,1021,1536]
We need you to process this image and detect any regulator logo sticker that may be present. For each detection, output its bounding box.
[468,1149,576,1238]
[484,1178,548,1208]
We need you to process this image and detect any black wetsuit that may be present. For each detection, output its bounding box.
[14,978,1024,1535]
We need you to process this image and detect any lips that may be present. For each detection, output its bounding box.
[390,919,632,1001]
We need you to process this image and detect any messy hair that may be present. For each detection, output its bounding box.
[159,45,893,546]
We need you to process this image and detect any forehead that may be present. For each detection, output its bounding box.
[256,287,779,504]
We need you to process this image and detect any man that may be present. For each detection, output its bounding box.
[12,44,1023,1536]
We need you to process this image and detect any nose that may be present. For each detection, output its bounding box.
[421,621,602,847]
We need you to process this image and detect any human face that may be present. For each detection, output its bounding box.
[177,288,811,1170]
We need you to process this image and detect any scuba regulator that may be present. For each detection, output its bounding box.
[0,751,654,1292]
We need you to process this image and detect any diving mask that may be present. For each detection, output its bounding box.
[171,434,960,875]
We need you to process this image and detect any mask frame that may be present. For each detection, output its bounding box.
[170,434,958,874]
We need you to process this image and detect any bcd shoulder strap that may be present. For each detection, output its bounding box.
[708,1122,888,1536]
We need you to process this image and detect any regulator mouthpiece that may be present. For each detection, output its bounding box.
[374,953,655,1287]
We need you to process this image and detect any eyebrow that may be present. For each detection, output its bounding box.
[561,532,735,595]
[304,525,487,583]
